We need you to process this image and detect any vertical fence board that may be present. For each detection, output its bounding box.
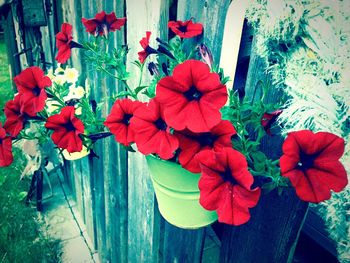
[125,0,170,262]
[71,160,84,217]
[219,35,309,263]
[101,1,128,262]
[177,0,231,64]
[80,156,95,247]
[152,2,231,263]
[220,0,248,88]
[161,222,206,263]
[79,1,109,260]
[2,7,21,80]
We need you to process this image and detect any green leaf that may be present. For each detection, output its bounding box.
[222,76,231,84]
[261,182,276,194]
[134,85,148,95]
[0,175,6,187]
[131,60,142,69]
[17,191,28,202]
[251,151,267,162]
[115,91,132,99]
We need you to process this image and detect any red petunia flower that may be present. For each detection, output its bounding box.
[197,148,261,226]
[280,130,348,203]
[130,99,179,159]
[104,98,144,146]
[176,120,236,173]
[261,109,283,135]
[0,123,13,167]
[3,95,27,137]
[155,60,227,133]
[82,11,126,36]
[14,66,51,116]
[55,23,83,64]
[138,31,157,64]
[45,106,85,153]
[168,19,203,38]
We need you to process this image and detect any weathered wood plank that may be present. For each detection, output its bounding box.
[177,0,231,65]
[219,34,309,263]
[71,160,84,218]
[220,0,248,88]
[220,189,308,263]
[2,7,21,82]
[153,2,231,263]
[80,156,95,249]
[125,0,170,262]
[84,5,108,261]
[160,221,206,263]
[58,0,100,252]
[101,1,128,262]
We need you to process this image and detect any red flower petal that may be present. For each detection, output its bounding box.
[94,11,107,22]
[168,19,203,38]
[3,95,26,137]
[177,120,236,173]
[82,11,126,36]
[104,98,143,146]
[45,106,84,153]
[55,23,74,64]
[155,60,227,133]
[13,67,50,115]
[81,18,98,35]
[55,45,72,64]
[130,99,179,159]
[280,130,348,203]
[0,124,13,167]
[261,109,282,135]
[197,148,261,226]
[138,31,154,63]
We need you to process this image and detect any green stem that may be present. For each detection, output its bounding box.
[46,88,65,106]
[138,63,145,88]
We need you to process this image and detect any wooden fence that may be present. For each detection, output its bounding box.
[2,0,311,262]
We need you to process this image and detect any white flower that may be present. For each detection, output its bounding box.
[54,64,65,75]
[73,86,85,99]
[45,99,60,114]
[75,106,82,115]
[64,67,79,84]
[53,74,66,86]
[64,85,85,102]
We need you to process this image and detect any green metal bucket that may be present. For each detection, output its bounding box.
[145,155,218,229]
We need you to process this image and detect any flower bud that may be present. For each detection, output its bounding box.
[198,43,213,69]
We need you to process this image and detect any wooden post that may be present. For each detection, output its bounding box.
[219,35,309,263]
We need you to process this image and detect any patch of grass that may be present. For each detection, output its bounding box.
[0,151,62,263]
[0,148,62,263]
[0,40,61,262]
[0,39,14,121]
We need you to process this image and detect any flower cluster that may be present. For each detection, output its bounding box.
[1,10,348,227]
